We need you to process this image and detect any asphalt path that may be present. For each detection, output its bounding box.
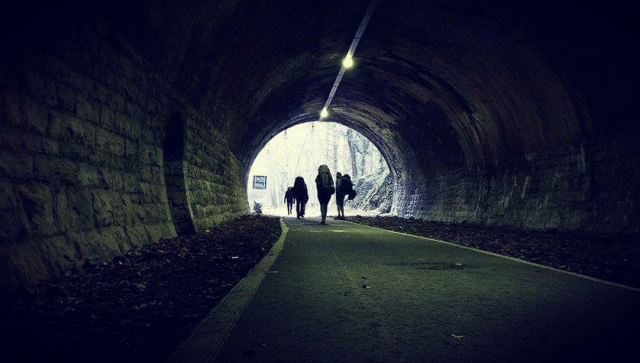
[184,216,640,363]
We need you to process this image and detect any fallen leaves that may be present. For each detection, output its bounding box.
[0,215,281,363]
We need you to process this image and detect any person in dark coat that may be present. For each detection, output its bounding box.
[315,164,334,225]
[335,172,346,220]
[292,176,309,219]
[284,187,295,215]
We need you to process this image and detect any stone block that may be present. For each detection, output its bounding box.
[0,240,47,287]
[3,90,23,128]
[66,66,86,91]
[67,230,103,264]
[151,166,164,183]
[96,128,125,156]
[126,117,142,141]
[100,106,115,129]
[125,102,141,120]
[140,167,153,182]
[120,56,134,79]
[24,70,57,107]
[152,203,171,223]
[107,193,126,226]
[124,225,149,247]
[91,190,114,227]
[0,206,26,242]
[118,193,134,224]
[110,135,126,158]
[57,142,90,162]
[133,203,148,224]
[51,111,96,146]
[123,173,138,193]
[111,94,125,112]
[122,82,138,103]
[48,109,70,139]
[113,111,129,136]
[125,139,140,159]
[66,188,93,230]
[77,164,99,187]
[145,223,170,243]
[0,152,33,179]
[98,168,124,191]
[93,83,110,104]
[34,156,80,185]
[141,127,155,143]
[16,184,55,235]
[140,144,161,166]
[55,83,77,112]
[0,181,17,209]
[99,226,129,254]
[54,189,80,233]
[40,235,79,273]
[0,181,27,242]
[147,97,159,115]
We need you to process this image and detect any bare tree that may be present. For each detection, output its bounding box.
[248,122,391,214]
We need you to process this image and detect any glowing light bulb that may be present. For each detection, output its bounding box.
[320,108,329,119]
[342,55,354,69]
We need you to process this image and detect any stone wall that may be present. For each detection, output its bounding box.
[183,109,248,231]
[0,18,247,289]
[399,137,640,234]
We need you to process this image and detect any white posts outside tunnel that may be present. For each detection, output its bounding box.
[248,122,392,217]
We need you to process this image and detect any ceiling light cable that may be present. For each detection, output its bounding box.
[319,0,380,120]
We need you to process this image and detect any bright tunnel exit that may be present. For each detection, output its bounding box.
[248,122,392,217]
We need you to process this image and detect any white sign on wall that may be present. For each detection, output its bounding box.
[253,175,267,189]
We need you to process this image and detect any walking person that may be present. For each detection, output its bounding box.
[335,172,346,220]
[315,165,334,225]
[340,174,354,219]
[292,176,309,219]
[284,187,295,215]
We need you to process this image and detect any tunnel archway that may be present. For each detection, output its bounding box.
[229,0,609,229]
[247,121,392,216]
[163,113,195,235]
[1,0,638,290]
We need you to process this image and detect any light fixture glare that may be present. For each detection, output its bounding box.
[342,56,354,69]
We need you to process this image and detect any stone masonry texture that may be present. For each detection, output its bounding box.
[0,13,247,288]
[0,0,638,289]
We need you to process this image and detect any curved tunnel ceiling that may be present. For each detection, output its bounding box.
[11,0,635,196]
[201,0,597,180]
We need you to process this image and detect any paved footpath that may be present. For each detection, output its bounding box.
[169,217,640,363]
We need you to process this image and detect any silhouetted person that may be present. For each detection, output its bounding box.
[340,174,354,219]
[315,164,334,225]
[335,172,345,220]
[292,176,309,219]
[284,187,295,215]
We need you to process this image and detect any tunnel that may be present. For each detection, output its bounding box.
[1,0,638,289]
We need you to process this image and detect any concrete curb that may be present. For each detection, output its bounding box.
[165,218,290,363]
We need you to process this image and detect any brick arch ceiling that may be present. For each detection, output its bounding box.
[98,0,637,219]
[12,0,635,223]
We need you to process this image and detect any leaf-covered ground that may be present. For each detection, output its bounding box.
[0,215,282,363]
[2,214,638,363]
[348,216,640,289]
